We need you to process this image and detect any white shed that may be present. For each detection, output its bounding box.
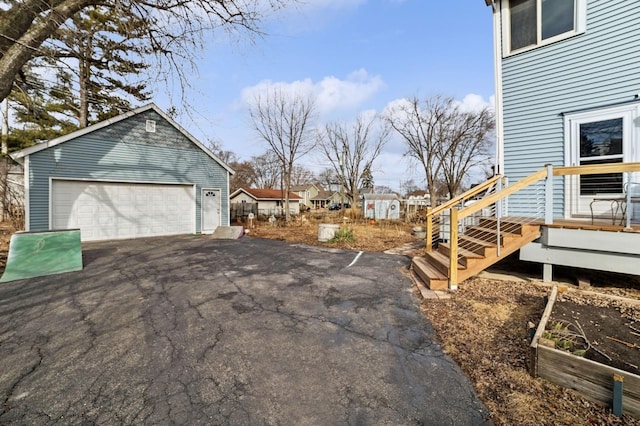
[362,193,401,219]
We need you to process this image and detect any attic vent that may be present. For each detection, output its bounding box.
[146,120,156,133]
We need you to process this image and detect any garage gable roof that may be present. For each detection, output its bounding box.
[10,103,235,175]
[230,188,302,201]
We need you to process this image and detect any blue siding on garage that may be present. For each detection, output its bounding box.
[27,108,230,232]
[500,0,640,217]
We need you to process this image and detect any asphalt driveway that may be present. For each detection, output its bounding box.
[0,235,490,425]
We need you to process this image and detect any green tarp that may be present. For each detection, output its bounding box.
[0,229,83,283]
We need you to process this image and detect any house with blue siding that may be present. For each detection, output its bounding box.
[487,0,639,218]
[10,104,234,241]
[479,0,640,279]
[413,0,640,291]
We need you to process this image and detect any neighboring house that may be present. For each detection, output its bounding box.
[310,190,342,209]
[0,161,25,222]
[406,190,430,207]
[10,104,234,241]
[230,188,302,216]
[290,183,321,208]
[362,193,401,220]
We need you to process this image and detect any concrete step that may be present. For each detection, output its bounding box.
[210,226,244,239]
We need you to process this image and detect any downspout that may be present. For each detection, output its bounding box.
[23,156,29,231]
[227,170,231,226]
[490,0,505,177]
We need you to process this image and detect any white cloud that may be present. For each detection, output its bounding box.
[455,93,494,112]
[316,69,385,114]
[382,93,495,120]
[296,0,367,10]
[240,69,385,117]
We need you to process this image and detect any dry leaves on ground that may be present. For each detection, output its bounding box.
[421,278,640,426]
[248,218,418,252]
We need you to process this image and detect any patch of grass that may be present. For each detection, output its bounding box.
[329,227,355,243]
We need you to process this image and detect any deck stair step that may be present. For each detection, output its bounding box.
[438,243,486,267]
[411,256,448,291]
[455,235,497,256]
[463,226,519,244]
[412,218,542,291]
[424,250,466,276]
[479,218,539,234]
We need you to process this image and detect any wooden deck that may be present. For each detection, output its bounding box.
[534,218,640,233]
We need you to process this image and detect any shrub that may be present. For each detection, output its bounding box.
[329,226,355,243]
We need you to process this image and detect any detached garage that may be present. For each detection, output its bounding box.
[11,104,233,241]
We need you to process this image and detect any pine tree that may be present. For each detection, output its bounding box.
[43,6,152,127]
[7,6,151,149]
[8,66,77,150]
[361,165,374,192]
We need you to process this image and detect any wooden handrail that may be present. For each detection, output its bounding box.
[458,168,547,220]
[553,162,640,176]
[425,174,503,252]
[429,174,503,217]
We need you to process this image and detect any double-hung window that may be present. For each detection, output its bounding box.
[504,0,585,54]
[577,118,623,195]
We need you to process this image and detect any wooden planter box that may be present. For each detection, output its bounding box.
[530,286,640,418]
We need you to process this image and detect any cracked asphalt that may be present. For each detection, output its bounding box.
[0,235,490,425]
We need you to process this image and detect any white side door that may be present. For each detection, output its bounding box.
[201,188,221,233]
[565,104,639,217]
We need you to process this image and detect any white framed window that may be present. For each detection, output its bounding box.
[502,0,586,55]
[564,103,640,216]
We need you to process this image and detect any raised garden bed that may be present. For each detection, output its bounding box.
[530,286,640,418]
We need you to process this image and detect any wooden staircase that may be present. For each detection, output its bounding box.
[412,218,541,290]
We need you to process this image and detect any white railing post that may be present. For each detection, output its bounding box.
[449,208,459,290]
[496,176,502,257]
[545,164,554,225]
[543,164,554,282]
[626,172,632,229]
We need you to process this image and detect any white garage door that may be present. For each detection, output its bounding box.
[51,180,195,241]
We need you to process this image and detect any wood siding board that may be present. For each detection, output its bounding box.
[28,113,229,233]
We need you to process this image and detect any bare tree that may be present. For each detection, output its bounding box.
[0,0,297,103]
[317,168,338,191]
[317,113,389,207]
[206,138,239,165]
[374,185,397,195]
[252,151,282,189]
[400,178,422,197]
[229,160,257,192]
[290,165,315,186]
[384,95,494,202]
[384,95,449,204]
[437,107,494,198]
[248,88,316,220]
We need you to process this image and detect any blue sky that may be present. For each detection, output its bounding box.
[157,0,496,191]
